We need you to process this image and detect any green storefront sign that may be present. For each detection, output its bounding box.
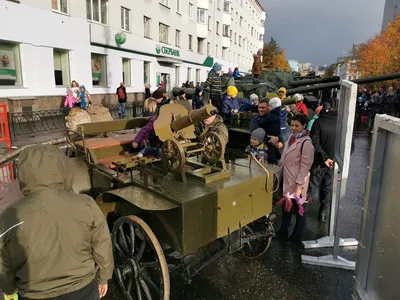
[156,44,180,57]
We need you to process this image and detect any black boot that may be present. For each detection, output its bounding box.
[286,233,302,245]
[318,204,327,223]
[276,228,289,240]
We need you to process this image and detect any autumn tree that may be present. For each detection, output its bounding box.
[262,37,291,71]
[324,64,336,77]
[356,15,400,88]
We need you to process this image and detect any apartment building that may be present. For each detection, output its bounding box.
[382,0,400,30]
[0,0,266,108]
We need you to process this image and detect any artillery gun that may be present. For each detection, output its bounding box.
[68,102,278,299]
[225,72,400,157]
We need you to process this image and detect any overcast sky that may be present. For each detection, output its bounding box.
[259,0,386,65]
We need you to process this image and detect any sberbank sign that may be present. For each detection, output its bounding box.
[156,44,180,57]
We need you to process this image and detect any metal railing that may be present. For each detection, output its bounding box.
[8,102,145,140]
[8,109,67,140]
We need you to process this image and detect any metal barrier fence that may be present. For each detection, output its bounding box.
[353,114,400,300]
[8,102,145,140]
[8,108,68,140]
[0,161,15,184]
[0,104,11,149]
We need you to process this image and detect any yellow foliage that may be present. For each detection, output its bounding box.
[357,15,400,87]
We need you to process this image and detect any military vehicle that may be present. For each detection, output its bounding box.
[67,103,278,300]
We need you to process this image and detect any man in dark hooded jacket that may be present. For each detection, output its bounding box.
[0,145,113,299]
[308,102,355,222]
[250,97,281,164]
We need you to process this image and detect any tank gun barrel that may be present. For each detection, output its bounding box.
[289,76,340,87]
[171,104,217,132]
[286,72,400,96]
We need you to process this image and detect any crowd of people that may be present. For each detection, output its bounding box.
[3,60,393,300]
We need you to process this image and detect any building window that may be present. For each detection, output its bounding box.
[230,29,232,40]
[144,17,151,38]
[188,35,193,51]
[215,45,218,57]
[0,42,22,86]
[207,42,211,56]
[86,0,108,25]
[222,47,227,59]
[175,30,181,47]
[240,16,243,26]
[121,7,130,31]
[239,36,242,46]
[223,25,229,37]
[175,66,180,86]
[144,61,150,84]
[259,34,264,41]
[176,0,181,12]
[91,53,107,86]
[52,0,68,14]
[197,8,207,24]
[159,23,169,43]
[234,33,237,44]
[122,58,131,86]
[223,1,230,12]
[189,3,193,19]
[231,8,233,20]
[53,49,70,86]
[216,21,220,34]
[187,68,191,81]
[217,0,221,9]
[160,0,169,7]
[196,69,200,83]
[208,16,212,31]
[197,38,204,53]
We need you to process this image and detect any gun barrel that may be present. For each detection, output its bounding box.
[171,104,217,132]
[289,76,340,87]
[286,72,400,96]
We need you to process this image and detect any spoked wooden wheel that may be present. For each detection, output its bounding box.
[239,215,275,259]
[202,132,224,164]
[112,215,170,300]
[161,139,185,172]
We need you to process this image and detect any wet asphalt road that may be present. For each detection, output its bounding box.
[104,127,371,300]
[0,126,371,300]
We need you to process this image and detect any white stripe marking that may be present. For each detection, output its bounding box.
[0,221,24,238]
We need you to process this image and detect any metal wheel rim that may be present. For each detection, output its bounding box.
[161,139,185,172]
[112,215,170,300]
[239,217,273,259]
[202,132,224,163]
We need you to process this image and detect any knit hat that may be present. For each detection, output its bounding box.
[293,93,302,102]
[152,89,164,100]
[250,94,259,102]
[268,97,282,109]
[212,63,222,72]
[251,128,266,143]
[227,86,238,97]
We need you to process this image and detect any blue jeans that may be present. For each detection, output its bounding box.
[119,102,126,117]
[140,147,161,158]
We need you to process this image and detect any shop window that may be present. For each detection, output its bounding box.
[53,49,70,86]
[91,53,107,86]
[122,58,131,86]
[0,42,22,86]
[175,66,180,86]
[144,61,151,84]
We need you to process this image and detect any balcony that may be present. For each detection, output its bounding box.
[197,0,209,9]
[223,12,231,26]
[222,37,230,48]
[197,24,208,39]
